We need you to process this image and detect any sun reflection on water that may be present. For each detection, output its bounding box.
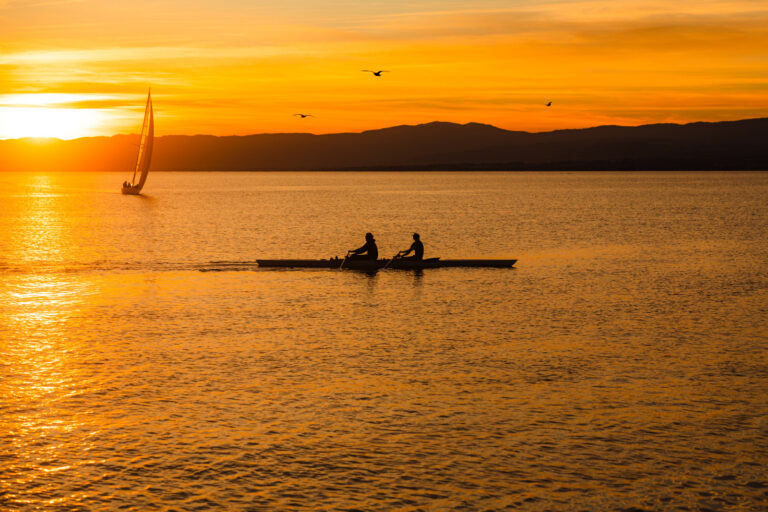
[0,271,97,504]
[3,174,89,274]
[0,174,102,504]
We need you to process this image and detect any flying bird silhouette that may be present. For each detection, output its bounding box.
[546,101,552,107]
[293,113,313,118]
[362,70,389,76]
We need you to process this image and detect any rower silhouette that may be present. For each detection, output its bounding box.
[347,233,379,260]
[395,233,424,261]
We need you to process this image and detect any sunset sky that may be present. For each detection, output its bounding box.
[1,0,766,138]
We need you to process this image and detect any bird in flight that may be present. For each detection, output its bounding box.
[293,113,313,118]
[362,70,389,76]
[546,101,552,107]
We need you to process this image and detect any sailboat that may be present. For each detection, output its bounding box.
[121,89,154,195]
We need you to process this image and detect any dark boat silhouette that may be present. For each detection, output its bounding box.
[256,257,516,270]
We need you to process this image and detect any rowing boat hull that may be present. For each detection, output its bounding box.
[256,258,516,270]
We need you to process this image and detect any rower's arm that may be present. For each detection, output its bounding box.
[400,241,418,256]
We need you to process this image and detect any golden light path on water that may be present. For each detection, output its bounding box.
[2,178,90,503]
[0,171,767,510]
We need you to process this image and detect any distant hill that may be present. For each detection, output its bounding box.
[1,118,767,171]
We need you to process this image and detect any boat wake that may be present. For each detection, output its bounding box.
[196,261,263,272]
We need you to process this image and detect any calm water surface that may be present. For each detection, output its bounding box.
[1,171,767,511]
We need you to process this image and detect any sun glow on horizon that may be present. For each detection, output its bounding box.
[0,107,108,140]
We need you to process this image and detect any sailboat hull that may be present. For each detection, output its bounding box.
[121,185,142,195]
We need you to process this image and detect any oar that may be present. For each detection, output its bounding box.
[382,252,400,270]
[339,251,350,269]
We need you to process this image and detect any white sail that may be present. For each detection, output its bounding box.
[123,89,153,194]
[133,90,154,190]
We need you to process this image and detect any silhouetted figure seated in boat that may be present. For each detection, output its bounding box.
[123,181,130,188]
[347,232,378,260]
[395,233,424,261]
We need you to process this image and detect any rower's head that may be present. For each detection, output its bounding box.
[365,232,374,241]
[413,233,420,240]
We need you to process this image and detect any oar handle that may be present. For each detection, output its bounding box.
[382,253,400,269]
[339,251,350,269]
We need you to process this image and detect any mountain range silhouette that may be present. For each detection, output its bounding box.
[1,118,766,172]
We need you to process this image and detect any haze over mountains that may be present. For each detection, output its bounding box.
[1,118,766,172]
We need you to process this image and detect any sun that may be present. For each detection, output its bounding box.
[0,106,106,139]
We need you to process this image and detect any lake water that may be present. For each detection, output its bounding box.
[1,171,767,511]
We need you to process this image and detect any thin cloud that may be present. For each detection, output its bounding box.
[0,92,130,107]
[0,46,314,65]
[0,0,83,7]
[346,5,768,44]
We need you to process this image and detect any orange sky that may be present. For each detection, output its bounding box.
[1,0,767,138]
